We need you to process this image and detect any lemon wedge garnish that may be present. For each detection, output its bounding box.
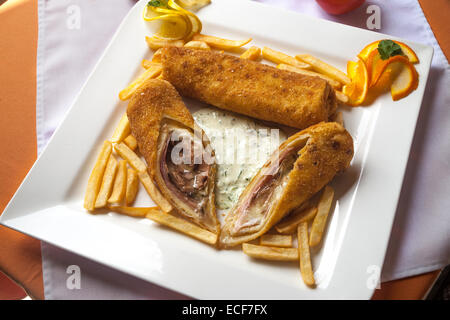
[144,0,204,41]
[168,0,202,39]
[143,3,192,40]
[178,0,211,11]
[156,14,192,40]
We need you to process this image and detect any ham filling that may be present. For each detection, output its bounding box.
[231,147,298,235]
[159,128,211,214]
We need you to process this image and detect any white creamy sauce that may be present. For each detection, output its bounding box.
[193,108,287,210]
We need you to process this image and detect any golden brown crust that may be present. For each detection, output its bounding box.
[161,47,337,129]
[272,122,353,219]
[127,79,194,177]
[220,122,353,247]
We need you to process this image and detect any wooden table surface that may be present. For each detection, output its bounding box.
[0,0,447,300]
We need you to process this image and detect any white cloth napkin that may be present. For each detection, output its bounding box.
[37,0,450,299]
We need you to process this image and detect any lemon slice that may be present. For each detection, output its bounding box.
[168,0,202,38]
[178,0,211,11]
[143,12,176,22]
[143,5,192,40]
[150,7,179,15]
[144,0,202,41]
[156,14,192,40]
[143,5,177,21]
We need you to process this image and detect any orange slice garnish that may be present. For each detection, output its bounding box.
[353,40,420,103]
[365,55,419,102]
[343,58,369,106]
[358,49,382,87]
[391,60,419,101]
[358,41,380,61]
[358,40,419,64]
[371,55,411,88]
[392,41,419,64]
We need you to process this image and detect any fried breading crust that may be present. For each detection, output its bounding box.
[161,47,337,129]
[127,79,194,177]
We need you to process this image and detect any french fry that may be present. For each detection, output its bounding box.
[335,91,349,104]
[240,46,261,61]
[84,141,113,211]
[259,234,293,248]
[277,63,341,89]
[142,49,165,68]
[295,54,350,85]
[275,206,318,235]
[145,36,184,50]
[262,46,311,69]
[94,155,118,209]
[123,134,138,151]
[108,206,154,218]
[298,222,315,286]
[142,59,150,69]
[114,142,147,173]
[242,243,299,261]
[332,111,344,126]
[184,40,211,50]
[309,185,334,247]
[108,160,127,204]
[192,34,251,50]
[146,208,217,245]
[142,59,160,69]
[125,168,139,206]
[138,171,173,213]
[152,48,163,63]
[119,64,162,100]
[111,113,131,143]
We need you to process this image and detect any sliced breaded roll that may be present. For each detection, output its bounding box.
[127,79,219,234]
[161,47,337,129]
[220,122,353,247]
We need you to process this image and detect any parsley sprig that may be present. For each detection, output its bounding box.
[377,40,403,60]
[147,0,168,8]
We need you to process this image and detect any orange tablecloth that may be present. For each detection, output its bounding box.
[0,0,447,300]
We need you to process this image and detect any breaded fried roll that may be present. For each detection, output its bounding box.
[161,47,337,129]
[127,79,219,233]
[220,122,353,247]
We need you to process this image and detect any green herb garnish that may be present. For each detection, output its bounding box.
[147,0,168,8]
[378,40,403,60]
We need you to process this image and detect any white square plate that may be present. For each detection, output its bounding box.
[1,0,433,299]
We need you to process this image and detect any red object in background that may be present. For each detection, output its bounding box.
[316,0,365,15]
[0,272,26,300]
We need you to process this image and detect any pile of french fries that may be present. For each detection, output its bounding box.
[242,186,335,287]
[83,116,142,212]
[84,33,346,288]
